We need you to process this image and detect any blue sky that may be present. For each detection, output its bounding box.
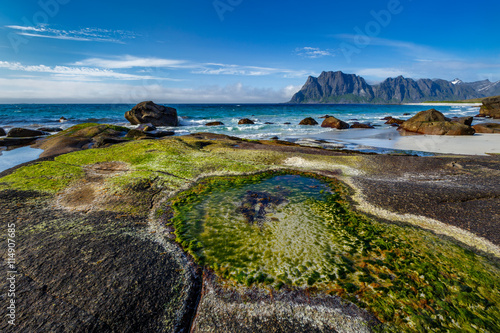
[0,0,499,103]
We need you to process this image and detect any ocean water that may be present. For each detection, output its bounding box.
[0,103,481,140]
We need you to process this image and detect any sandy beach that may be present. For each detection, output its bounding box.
[310,127,500,156]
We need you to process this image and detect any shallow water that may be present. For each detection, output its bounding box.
[182,175,349,286]
[0,146,42,173]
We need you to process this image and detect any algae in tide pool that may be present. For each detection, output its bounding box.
[170,171,500,333]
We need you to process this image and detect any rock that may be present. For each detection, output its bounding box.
[37,127,63,132]
[0,128,5,136]
[154,131,175,138]
[264,122,274,125]
[400,109,475,135]
[59,117,68,122]
[451,116,473,126]
[403,113,411,116]
[269,136,279,140]
[475,114,488,118]
[321,116,350,129]
[381,116,392,120]
[7,128,47,138]
[283,122,291,125]
[238,118,255,125]
[350,122,374,129]
[385,117,405,125]
[136,123,156,132]
[125,101,178,126]
[299,117,318,125]
[0,190,199,333]
[0,137,38,147]
[472,123,500,134]
[206,122,224,126]
[479,96,500,119]
[192,271,378,333]
[126,129,148,139]
[319,115,331,119]
[33,124,130,158]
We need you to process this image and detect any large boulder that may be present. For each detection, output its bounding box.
[472,123,500,134]
[321,116,349,129]
[238,118,255,125]
[0,128,5,136]
[125,101,178,126]
[299,117,318,125]
[7,128,47,137]
[479,96,500,119]
[400,109,475,135]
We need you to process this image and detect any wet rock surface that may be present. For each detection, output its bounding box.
[192,271,379,333]
[0,190,199,333]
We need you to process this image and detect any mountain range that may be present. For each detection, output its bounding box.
[289,71,500,104]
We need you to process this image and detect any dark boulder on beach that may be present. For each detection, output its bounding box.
[479,96,500,119]
[238,118,255,125]
[400,109,475,135]
[125,101,179,126]
[350,122,374,129]
[37,127,63,133]
[384,117,404,125]
[0,128,5,136]
[321,116,349,129]
[7,128,47,138]
[472,123,500,134]
[206,121,224,126]
[299,117,318,125]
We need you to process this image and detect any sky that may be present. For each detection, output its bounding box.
[0,0,499,103]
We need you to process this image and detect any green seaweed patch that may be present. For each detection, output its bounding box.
[0,161,84,193]
[169,171,500,332]
[50,123,129,138]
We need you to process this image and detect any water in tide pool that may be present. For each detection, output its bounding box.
[0,103,481,140]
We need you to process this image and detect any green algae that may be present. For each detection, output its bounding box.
[0,161,84,193]
[170,171,500,333]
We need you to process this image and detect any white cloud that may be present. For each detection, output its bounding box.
[295,47,334,58]
[0,78,298,103]
[0,60,174,81]
[5,25,138,43]
[73,56,313,78]
[74,56,187,69]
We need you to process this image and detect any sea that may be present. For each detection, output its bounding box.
[0,103,484,172]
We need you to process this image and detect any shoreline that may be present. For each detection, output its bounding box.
[402,102,482,106]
